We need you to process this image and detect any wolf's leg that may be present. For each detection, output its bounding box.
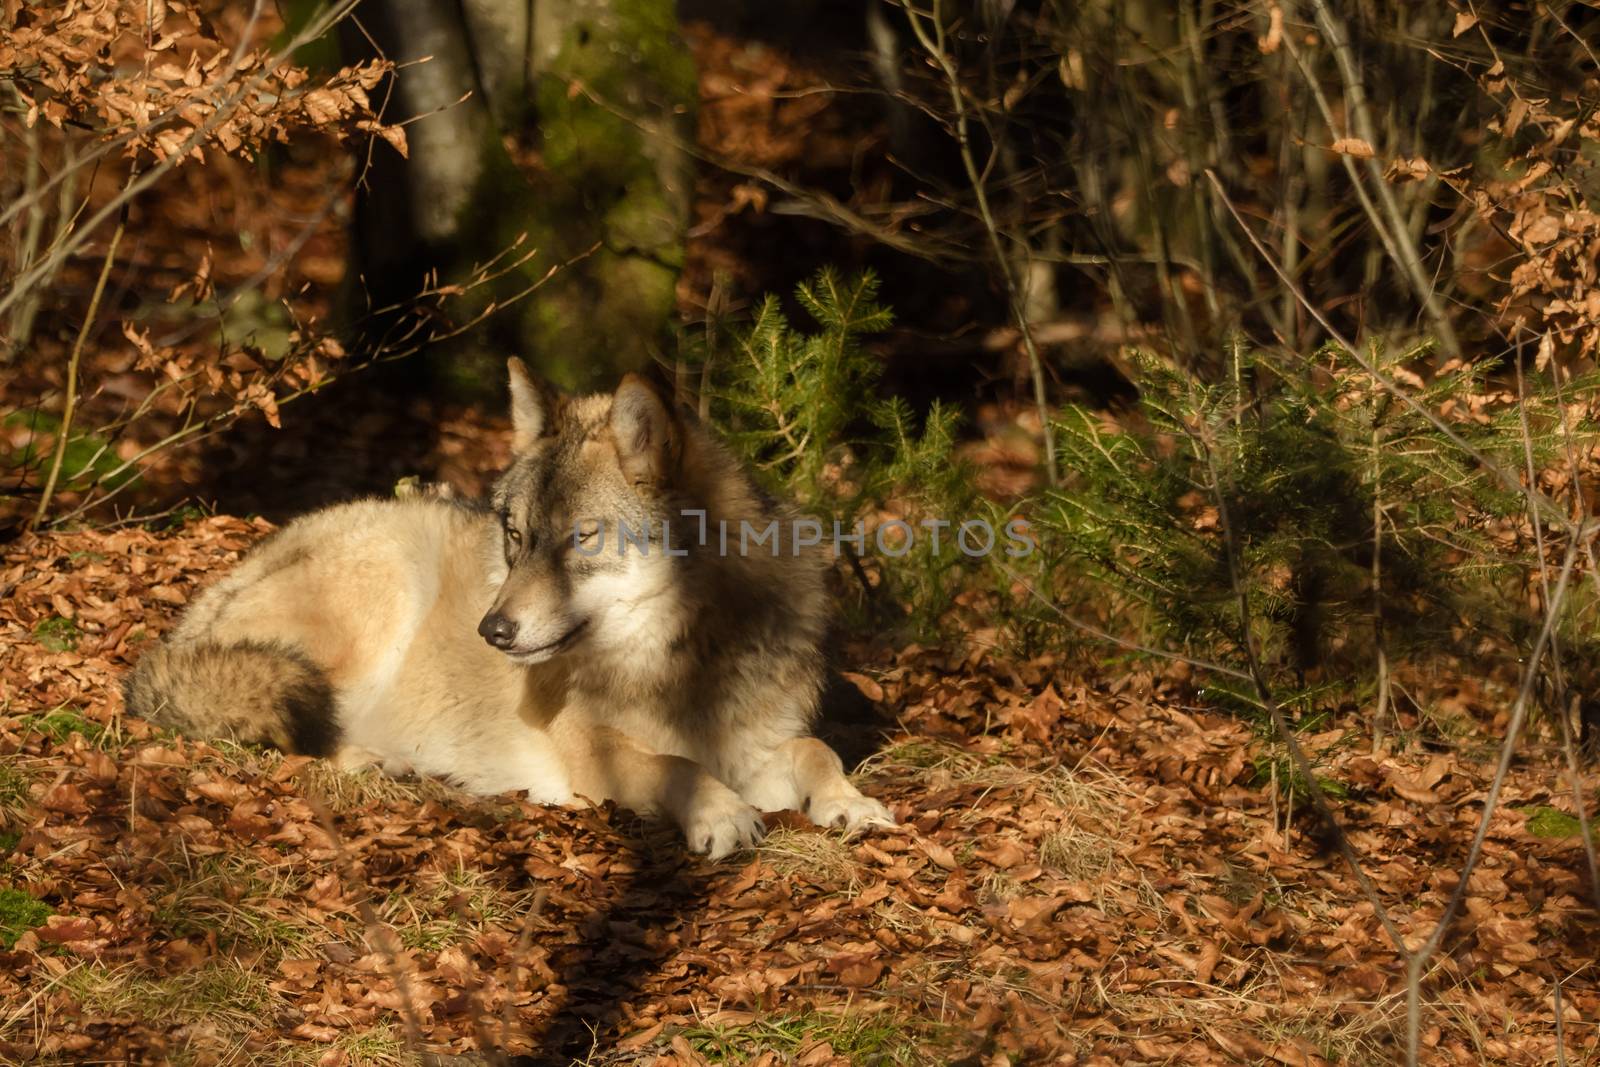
[739,737,894,833]
[562,726,765,860]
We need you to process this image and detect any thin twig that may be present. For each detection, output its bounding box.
[1193,424,1409,956]
[303,795,428,1052]
[1403,530,1585,1066]
[30,207,126,527]
[1306,0,1463,360]
[1553,972,1569,1067]
[1512,351,1600,912]
[896,0,1059,487]
[1370,409,1391,754]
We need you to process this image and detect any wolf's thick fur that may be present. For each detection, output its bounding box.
[125,364,892,857]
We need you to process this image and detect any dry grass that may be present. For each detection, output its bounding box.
[668,1005,954,1066]
[0,759,38,837]
[754,827,862,890]
[865,736,1134,895]
[275,1024,414,1066]
[861,737,1128,822]
[1038,826,1120,881]
[195,741,475,815]
[1104,979,1404,1065]
[150,852,323,958]
[296,760,469,815]
[379,864,546,952]
[59,961,274,1057]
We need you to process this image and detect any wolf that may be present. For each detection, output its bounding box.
[125,362,893,858]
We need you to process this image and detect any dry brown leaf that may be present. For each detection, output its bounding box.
[1330,137,1376,159]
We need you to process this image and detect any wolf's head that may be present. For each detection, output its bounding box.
[478,359,696,668]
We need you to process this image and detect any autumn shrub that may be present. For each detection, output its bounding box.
[0,2,426,528]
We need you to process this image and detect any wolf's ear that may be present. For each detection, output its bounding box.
[610,375,679,487]
[507,358,551,452]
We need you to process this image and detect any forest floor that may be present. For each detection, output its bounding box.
[2,517,1598,1066]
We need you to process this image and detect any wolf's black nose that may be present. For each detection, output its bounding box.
[478,613,517,650]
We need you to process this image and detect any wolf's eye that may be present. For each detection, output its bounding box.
[576,524,599,544]
[504,524,522,547]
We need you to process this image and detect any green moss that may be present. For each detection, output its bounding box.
[546,0,697,104]
[32,616,80,653]
[215,289,293,361]
[422,127,561,400]
[512,251,670,391]
[24,706,107,747]
[0,887,51,948]
[1524,805,1589,839]
[603,177,685,258]
[510,0,694,389]
[605,254,679,325]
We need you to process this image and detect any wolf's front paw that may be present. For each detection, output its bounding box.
[806,790,895,834]
[684,792,766,861]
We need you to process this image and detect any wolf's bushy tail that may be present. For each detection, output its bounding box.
[123,640,339,755]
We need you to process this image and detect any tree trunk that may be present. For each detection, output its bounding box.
[346,0,695,393]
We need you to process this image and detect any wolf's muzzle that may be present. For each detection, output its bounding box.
[478,615,589,659]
